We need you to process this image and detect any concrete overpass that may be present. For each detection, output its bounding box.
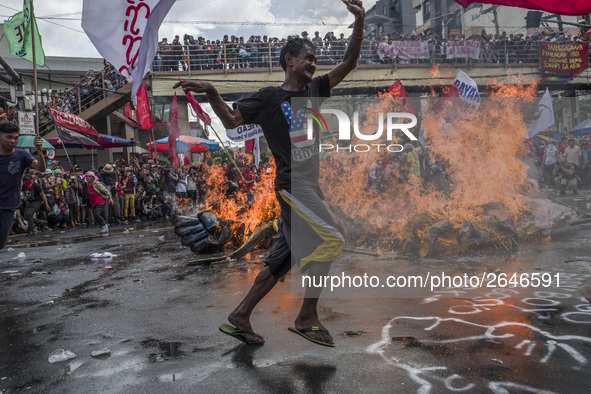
[153,62,591,100]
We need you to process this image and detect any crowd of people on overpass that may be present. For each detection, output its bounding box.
[36,64,128,120]
[153,28,591,72]
[1,64,127,128]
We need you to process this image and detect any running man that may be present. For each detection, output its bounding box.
[174,0,365,346]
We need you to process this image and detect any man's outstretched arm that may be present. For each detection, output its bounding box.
[173,80,244,129]
[327,0,365,89]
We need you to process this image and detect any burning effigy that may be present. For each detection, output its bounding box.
[171,161,280,263]
[316,80,577,256]
[172,79,580,260]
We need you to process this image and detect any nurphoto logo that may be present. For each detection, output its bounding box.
[306,108,418,153]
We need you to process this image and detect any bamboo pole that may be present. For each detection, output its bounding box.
[30,2,39,138]
[77,86,82,114]
[101,70,106,100]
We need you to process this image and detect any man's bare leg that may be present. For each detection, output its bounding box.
[294,261,333,345]
[227,265,278,344]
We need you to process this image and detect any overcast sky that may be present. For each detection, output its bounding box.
[0,0,377,58]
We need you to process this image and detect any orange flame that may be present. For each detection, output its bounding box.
[200,160,280,240]
[320,78,539,247]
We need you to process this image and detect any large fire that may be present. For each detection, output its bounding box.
[174,76,563,255]
[202,160,280,240]
[319,76,543,253]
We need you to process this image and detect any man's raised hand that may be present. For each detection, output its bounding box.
[343,0,365,18]
[34,135,44,151]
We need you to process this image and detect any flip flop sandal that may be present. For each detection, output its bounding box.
[288,326,335,347]
[219,323,264,345]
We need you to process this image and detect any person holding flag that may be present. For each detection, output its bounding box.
[174,0,365,347]
[0,123,47,250]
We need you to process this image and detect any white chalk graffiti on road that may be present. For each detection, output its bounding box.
[367,272,591,393]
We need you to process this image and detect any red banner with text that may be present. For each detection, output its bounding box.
[540,42,588,75]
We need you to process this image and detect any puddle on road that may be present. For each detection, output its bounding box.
[141,339,185,362]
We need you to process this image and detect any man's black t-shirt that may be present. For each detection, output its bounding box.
[23,182,43,203]
[0,149,35,210]
[234,74,330,191]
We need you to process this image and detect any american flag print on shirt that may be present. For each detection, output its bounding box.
[281,101,315,149]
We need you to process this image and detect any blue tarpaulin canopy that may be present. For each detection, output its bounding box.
[47,134,136,149]
[98,134,136,148]
[568,119,591,137]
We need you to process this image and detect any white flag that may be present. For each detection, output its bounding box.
[81,0,176,100]
[452,69,480,116]
[528,88,555,138]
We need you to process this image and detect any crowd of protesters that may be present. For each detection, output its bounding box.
[4,130,591,239]
[154,32,362,71]
[0,106,19,125]
[0,64,127,134]
[530,134,591,194]
[153,28,591,72]
[10,64,129,128]
[9,155,265,237]
[329,132,591,197]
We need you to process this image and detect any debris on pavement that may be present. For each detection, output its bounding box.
[90,349,111,358]
[90,252,118,258]
[48,349,76,363]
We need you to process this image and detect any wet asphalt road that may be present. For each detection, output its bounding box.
[1,194,591,394]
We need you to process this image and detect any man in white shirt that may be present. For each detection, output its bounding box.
[564,138,582,168]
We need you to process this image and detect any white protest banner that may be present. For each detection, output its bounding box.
[82,0,176,100]
[446,40,481,60]
[18,111,35,135]
[377,41,429,60]
[392,41,429,60]
[226,124,264,142]
[452,69,481,116]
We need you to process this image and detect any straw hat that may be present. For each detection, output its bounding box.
[103,164,114,173]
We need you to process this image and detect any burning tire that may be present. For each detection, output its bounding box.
[172,211,244,255]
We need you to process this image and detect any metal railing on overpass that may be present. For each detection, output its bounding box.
[153,40,544,75]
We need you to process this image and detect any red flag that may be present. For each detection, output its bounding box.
[137,83,153,130]
[50,107,101,147]
[245,139,255,153]
[456,0,591,16]
[169,93,180,170]
[387,80,417,115]
[185,90,212,125]
[432,85,463,121]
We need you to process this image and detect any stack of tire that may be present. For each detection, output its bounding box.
[172,211,244,254]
